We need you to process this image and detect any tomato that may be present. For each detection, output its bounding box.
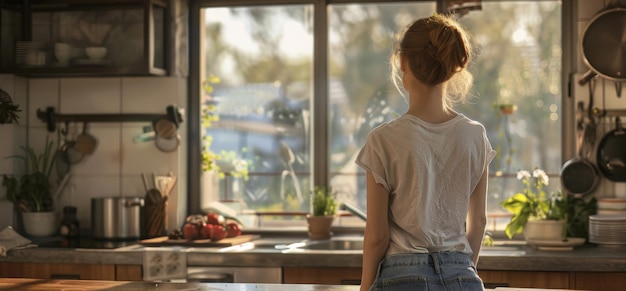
[183,223,199,240]
[206,213,225,226]
[199,223,213,240]
[226,222,242,238]
[210,225,228,241]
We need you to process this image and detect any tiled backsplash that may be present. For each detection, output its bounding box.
[0,74,188,235]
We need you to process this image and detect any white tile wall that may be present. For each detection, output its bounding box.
[15,76,187,234]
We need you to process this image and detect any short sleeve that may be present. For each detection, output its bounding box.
[355,132,391,192]
[483,128,497,171]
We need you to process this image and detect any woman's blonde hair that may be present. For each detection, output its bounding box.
[391,14,474,111]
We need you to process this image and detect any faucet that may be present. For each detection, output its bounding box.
[340,202,367,222]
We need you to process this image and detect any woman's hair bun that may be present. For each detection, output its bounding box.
[400,14,471,86]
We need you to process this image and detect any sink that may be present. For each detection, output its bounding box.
[298,239,364,251]
[218,236,365,253]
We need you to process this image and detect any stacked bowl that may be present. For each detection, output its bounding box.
[597,198,626,215]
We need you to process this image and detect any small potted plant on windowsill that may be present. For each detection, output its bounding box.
[501,168,568,242]
[306,186,337,240]
[2,136,58,237]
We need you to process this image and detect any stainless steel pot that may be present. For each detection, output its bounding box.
[92,197,144,240]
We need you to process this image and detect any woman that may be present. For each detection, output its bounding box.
[356,14,495,291]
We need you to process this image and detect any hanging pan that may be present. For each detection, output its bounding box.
[579,1,626,96]
[560,102,600,196]
[596,116,626,182]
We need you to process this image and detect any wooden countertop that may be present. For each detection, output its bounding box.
[0,278,587,290]
[0,278,359,290]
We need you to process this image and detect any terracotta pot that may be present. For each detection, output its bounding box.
[523,219,566,241]
[306,215,334,240]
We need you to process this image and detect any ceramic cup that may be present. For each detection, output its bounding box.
[55,42,72,65]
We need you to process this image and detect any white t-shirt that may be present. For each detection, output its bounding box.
[356,112,496,256]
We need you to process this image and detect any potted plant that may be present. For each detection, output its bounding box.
[306,186,337,240]
[2,136,58,237]
[501,168,568,241]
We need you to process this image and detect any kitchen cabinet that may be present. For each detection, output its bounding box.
[0,0,168,77]
[0,262,115,280]
[572,272,626,291]
[115,264,143,281]
[478,270,570,289]
[283,267,361,285]
[0,262,142,281]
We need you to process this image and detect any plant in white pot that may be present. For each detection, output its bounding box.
[2,136,58,237]
[306,186,337,240]
[501,168,568,241]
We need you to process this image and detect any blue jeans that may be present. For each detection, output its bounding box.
[369,252,484,291]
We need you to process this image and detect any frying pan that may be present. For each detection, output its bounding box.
[596,116,626,181]
[560,102,600,196]
[579,1,626,95]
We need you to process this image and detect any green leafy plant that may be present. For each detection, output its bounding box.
[201,74,250,180]
[2,136,57,212]
[501,168,567,239]
[311,186,337,217]
[0,98,21,124]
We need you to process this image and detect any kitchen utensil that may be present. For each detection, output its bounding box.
[560,77,600,196]
[560,100,600,196]
[60,123,85,165]
[579,0,626,96]
[91,197,144,240]
[155,119,177,139]
[155,134,180,153]
[596,116,626,181]
[141,173,150,193]
[74,122,97,155]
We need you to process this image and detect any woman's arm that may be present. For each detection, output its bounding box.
[467,167,489,266]
[360,172,390,291]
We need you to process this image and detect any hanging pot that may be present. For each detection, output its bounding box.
[579,1,626,96]
[596,116,626,181]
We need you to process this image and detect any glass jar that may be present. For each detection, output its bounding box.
[59,206,80,237]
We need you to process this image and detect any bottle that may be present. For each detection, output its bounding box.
[59,206,80,237]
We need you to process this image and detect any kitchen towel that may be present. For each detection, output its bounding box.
[0,226,36,256]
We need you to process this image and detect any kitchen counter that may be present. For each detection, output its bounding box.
[0,278,584,290]
[0,278,360,290]
[1,236,626,272]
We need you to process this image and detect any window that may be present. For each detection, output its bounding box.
[190,1,562,232]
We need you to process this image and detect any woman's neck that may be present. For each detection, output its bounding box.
[406,85,456,124]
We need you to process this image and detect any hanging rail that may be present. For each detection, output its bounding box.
[593,108,626,118]
[37,105,184,132]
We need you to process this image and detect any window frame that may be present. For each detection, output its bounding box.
[186,0,576,226]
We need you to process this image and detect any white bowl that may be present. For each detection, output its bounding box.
[598,198,626,210]
[85,47,107,60]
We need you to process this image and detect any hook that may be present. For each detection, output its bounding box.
[60,122,69,136]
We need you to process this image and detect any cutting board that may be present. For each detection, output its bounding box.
[140,234,259,247]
